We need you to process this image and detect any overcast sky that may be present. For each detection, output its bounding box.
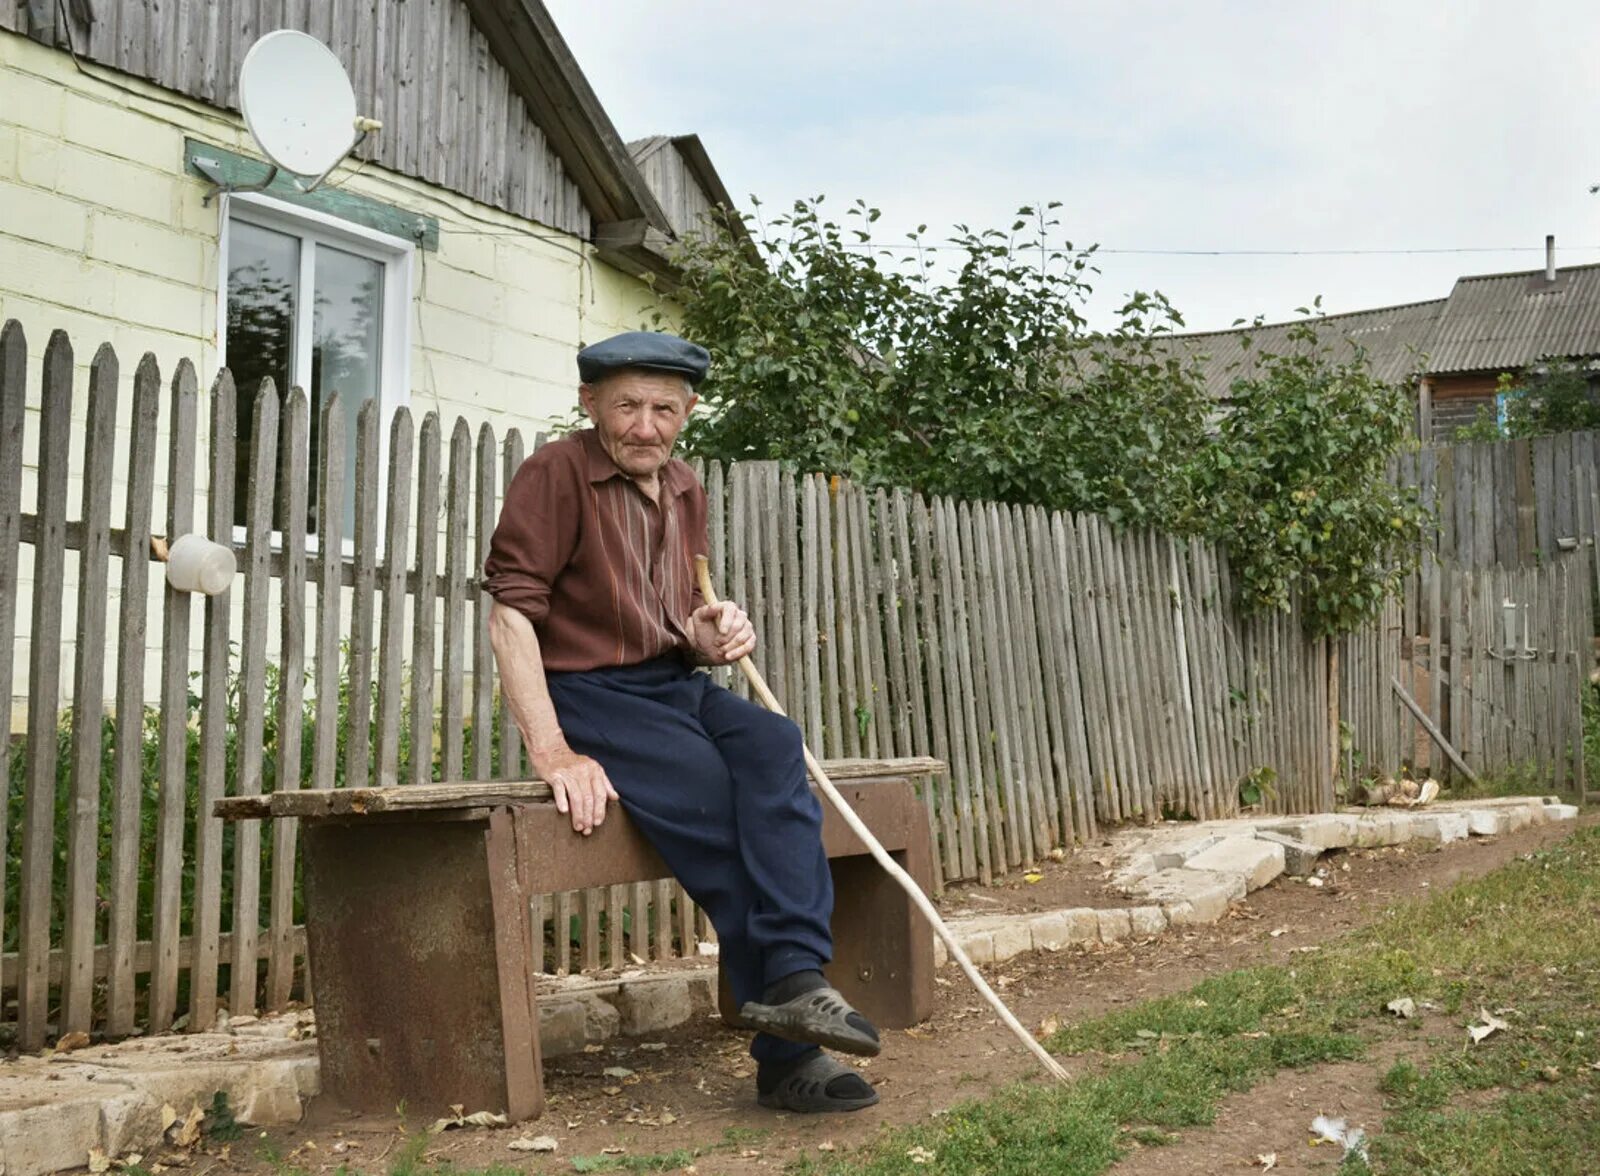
[545,1,1600,333]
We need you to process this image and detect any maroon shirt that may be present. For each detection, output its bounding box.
[482,429,709,672]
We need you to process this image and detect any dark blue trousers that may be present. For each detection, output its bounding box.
[546,656,833,1064]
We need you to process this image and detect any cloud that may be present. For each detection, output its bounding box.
[548,0,1600,330]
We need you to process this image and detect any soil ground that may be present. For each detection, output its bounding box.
[190,811,1594,1175]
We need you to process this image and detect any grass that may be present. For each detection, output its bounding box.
[787,824,1600,1175]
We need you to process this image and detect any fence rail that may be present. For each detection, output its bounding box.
[5,321,1587,1048]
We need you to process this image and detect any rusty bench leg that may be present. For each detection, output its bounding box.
[301,808,543,1121]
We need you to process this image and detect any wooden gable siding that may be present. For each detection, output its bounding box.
[631,138,716,238]
[2,0,590,238]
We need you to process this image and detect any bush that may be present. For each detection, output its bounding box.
[668,199,1426,636]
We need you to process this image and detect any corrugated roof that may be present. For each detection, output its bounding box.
[1162,299,1446,398]
[1424,262,1600,374]
[1167,261,1600,395]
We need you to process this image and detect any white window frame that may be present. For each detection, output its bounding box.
[217,190,415,550]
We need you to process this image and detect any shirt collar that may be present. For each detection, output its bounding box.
[580,428,693,501]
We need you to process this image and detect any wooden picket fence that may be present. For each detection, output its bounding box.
[8,319,1559,1050]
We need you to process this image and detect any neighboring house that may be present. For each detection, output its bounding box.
[1167,247,1600,443]
[0,0,737,714]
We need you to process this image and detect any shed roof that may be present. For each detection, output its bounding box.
[1169,261,1600,396]
[1424,263,1600,374]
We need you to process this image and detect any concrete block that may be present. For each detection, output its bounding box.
[1128,905,1167,937]
[1463,808,1510,836]
[1150,834,1221,870]
[0,1096,106,1176]
[63,90,182,165]
[1112,853,1158,891]
[1161,899,1199,926]
[958,930,995,966]
[1545,803,1580,821]
[1185,836,1285,892]
[1253,829,1324,876]
[88,210,206,281]
[1096,909,1133,943]
[1406,812,1469,845]
[1,180,86,251]
[1501,803,1536,832]
[98,1089,162,1157]
[1130,868,1238,924]
[612,977,700,1037]
[1353,813,1406,847]
[537,999,591,1058]
[1028,911,1073,952]
[989,919,1034,963]
[1266,813,1357,850]
[1060,907,1103,943]
[233,1060,308,1125]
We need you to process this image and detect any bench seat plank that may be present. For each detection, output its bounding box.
[213,756,947,820]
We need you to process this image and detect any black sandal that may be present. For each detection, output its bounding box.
[738,985,881,1057]
[757,1050,879,1113]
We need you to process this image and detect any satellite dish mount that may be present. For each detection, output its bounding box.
[196,29,382,204]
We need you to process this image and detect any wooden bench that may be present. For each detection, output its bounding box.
[215,757,941,1122]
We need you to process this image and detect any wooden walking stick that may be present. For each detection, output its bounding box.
[694,556,1070,1084]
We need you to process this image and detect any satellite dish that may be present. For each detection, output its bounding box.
[239,30,361,179]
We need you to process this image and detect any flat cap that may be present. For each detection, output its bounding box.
[577,331,710,387]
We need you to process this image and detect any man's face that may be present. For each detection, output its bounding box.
[580,370,697,480]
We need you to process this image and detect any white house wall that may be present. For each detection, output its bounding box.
[0,30,675,723]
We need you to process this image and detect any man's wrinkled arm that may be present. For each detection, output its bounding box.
[488,601,568,762]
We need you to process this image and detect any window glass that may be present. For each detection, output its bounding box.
[311,245,385,539]
[225,220,299,528]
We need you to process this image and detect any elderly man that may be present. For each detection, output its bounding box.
[483,331,881,1113]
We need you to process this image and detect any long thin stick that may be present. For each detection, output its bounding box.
[695,556,1070,1083]
[1391,675,1479,785]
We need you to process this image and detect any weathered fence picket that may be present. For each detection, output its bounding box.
[2,323,1593,1043]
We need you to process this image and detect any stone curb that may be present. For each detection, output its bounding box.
[0,1028,317,1176]
[937,796,1578,971]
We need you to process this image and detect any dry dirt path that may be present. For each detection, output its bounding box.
[225,811,1593,1175]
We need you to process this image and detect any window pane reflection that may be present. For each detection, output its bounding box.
[311,245,384,540]
[225,220,298,530]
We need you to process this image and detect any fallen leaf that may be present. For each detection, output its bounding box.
[1541,1066,1561,1082]
[603,1066,636,1079]
[1386,997,1417,1019]
[169,1105,205,1149]
[1469,1008,1509,1045]
[817,1141,836,1152]
[88,1148,111,1174]
[1256,1154,1278,1171]
[1269,928,1287,938]
[602,1145,626,1155]
[160,1104,179,1134]
[1038,1015,1060,1037]
[428,1107,510,1133]
[739,1148,761,1159]
[601,1085,622,1096]
[1023,871,1043,883]
[639,1042,667,1051]
[907,1145,936,1165]
[507,1135,558,1153]
[58,1030,92,1053]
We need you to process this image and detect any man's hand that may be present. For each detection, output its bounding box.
[534,745,618,835]
[689,599,756,666]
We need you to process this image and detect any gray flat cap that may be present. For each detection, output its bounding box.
[577,331,710,387]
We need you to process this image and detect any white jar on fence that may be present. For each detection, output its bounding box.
[165,533,237,596]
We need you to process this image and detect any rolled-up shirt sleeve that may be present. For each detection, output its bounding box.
[482,444,581,625]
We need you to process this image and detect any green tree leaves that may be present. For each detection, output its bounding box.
[668,200,1424,638]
